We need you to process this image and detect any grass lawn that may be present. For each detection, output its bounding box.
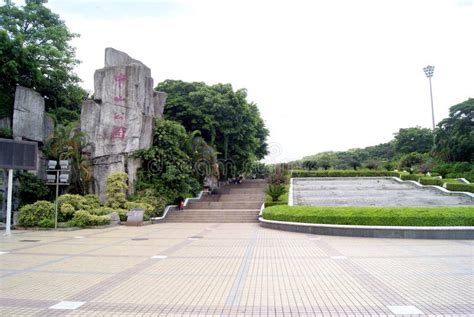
[263,205,474,226]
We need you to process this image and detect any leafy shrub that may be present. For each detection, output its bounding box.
[17,172,49,206]
[69,210,111,227]
[117,209,128,221]
[125,201,155,220]
[38,218,55,228]
[84,194,101,209]
[58,194,89,211]
[89,206,115,216]
[445,183,474,193]
[400,174,423,181]
[292,170,399,177]
[19,201,54,227]
[0,127,13,139]
[265,184,287,202]
[59,203,75,222]
[106,172,128,209]
[134,189,167,217]
[419,177,443,186]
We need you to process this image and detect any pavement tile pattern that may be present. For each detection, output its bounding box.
[0,223,473,316]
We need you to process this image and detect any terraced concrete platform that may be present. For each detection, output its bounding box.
[0,224,473,316]
[293,178,474,207]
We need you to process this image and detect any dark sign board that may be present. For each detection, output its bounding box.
[0,138,38,170]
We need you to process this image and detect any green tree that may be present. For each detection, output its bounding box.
[393,126,433,155]
[43,123,92,194]
[434,99,473,162]
[135,120,201,203]
[398,152,427,172]
[157,80,269,176]
[0,2,86,122]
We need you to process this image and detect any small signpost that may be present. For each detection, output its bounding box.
[126,208,144,226]
[0,138,38,235]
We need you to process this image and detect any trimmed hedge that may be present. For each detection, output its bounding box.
[291,170,400,177]
[263,205,474,226]
[399,174,423,181]
[419,177,443,186]
[445,183,474,193]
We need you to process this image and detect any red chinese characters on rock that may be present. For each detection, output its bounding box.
[114,72,127,103]
[111,126,126,140]
[114,112,125,120]
[111,112,126,140]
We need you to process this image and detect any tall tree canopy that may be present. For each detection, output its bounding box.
[157,80,269,175]
[0,2,86,123]
[434,99,473,162]
[393,126,433,155]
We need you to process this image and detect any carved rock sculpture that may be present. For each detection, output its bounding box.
[81,48,166,201]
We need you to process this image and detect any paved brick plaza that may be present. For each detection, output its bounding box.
[0,223,472,316]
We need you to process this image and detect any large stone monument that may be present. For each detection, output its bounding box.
[12,86,54,143]
[81,48,166,201]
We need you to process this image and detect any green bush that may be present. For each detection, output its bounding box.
[19,201,54,227]
[58,194,89,211]
[291,170,399,177]
[263,205,474,226]
[84,194,101,209]
[445,183,474,193]
[419,177,443,186]
[106,172,128,209]
[117,209,129,221]
[68,210,111,227]
[38,218,55,228]
[134,189,167,217]
[0,127,13,139]
[59,203,75,222]
[89,206,115,216]
[265,184,287,202]
[17,172,49,206]
[400,174,423,181]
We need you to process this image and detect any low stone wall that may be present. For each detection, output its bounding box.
[259,218,474,239]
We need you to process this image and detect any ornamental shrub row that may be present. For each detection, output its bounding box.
[418,177,443,186]
[444,183,474,193]
[68,210,111,227]
[263,205,474,226]
[291,170,400,177]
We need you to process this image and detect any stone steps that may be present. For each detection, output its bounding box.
[164,180,265,223]
[186,202,262,209]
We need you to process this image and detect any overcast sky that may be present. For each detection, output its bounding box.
[18,0,474,162]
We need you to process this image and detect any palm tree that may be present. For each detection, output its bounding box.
[44,122,92,194]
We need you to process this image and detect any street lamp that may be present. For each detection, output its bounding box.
[46,160,70,229]
[423,65,436,131]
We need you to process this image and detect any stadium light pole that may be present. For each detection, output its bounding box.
[423,65,436,147]
[423,65,436,131]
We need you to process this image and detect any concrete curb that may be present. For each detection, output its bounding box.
[259,218,474,239]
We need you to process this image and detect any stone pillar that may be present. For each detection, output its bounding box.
[81,48,166,201]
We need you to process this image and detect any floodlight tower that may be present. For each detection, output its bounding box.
[423,65,436,131]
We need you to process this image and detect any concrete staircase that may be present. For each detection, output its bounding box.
[165,179,267,223]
